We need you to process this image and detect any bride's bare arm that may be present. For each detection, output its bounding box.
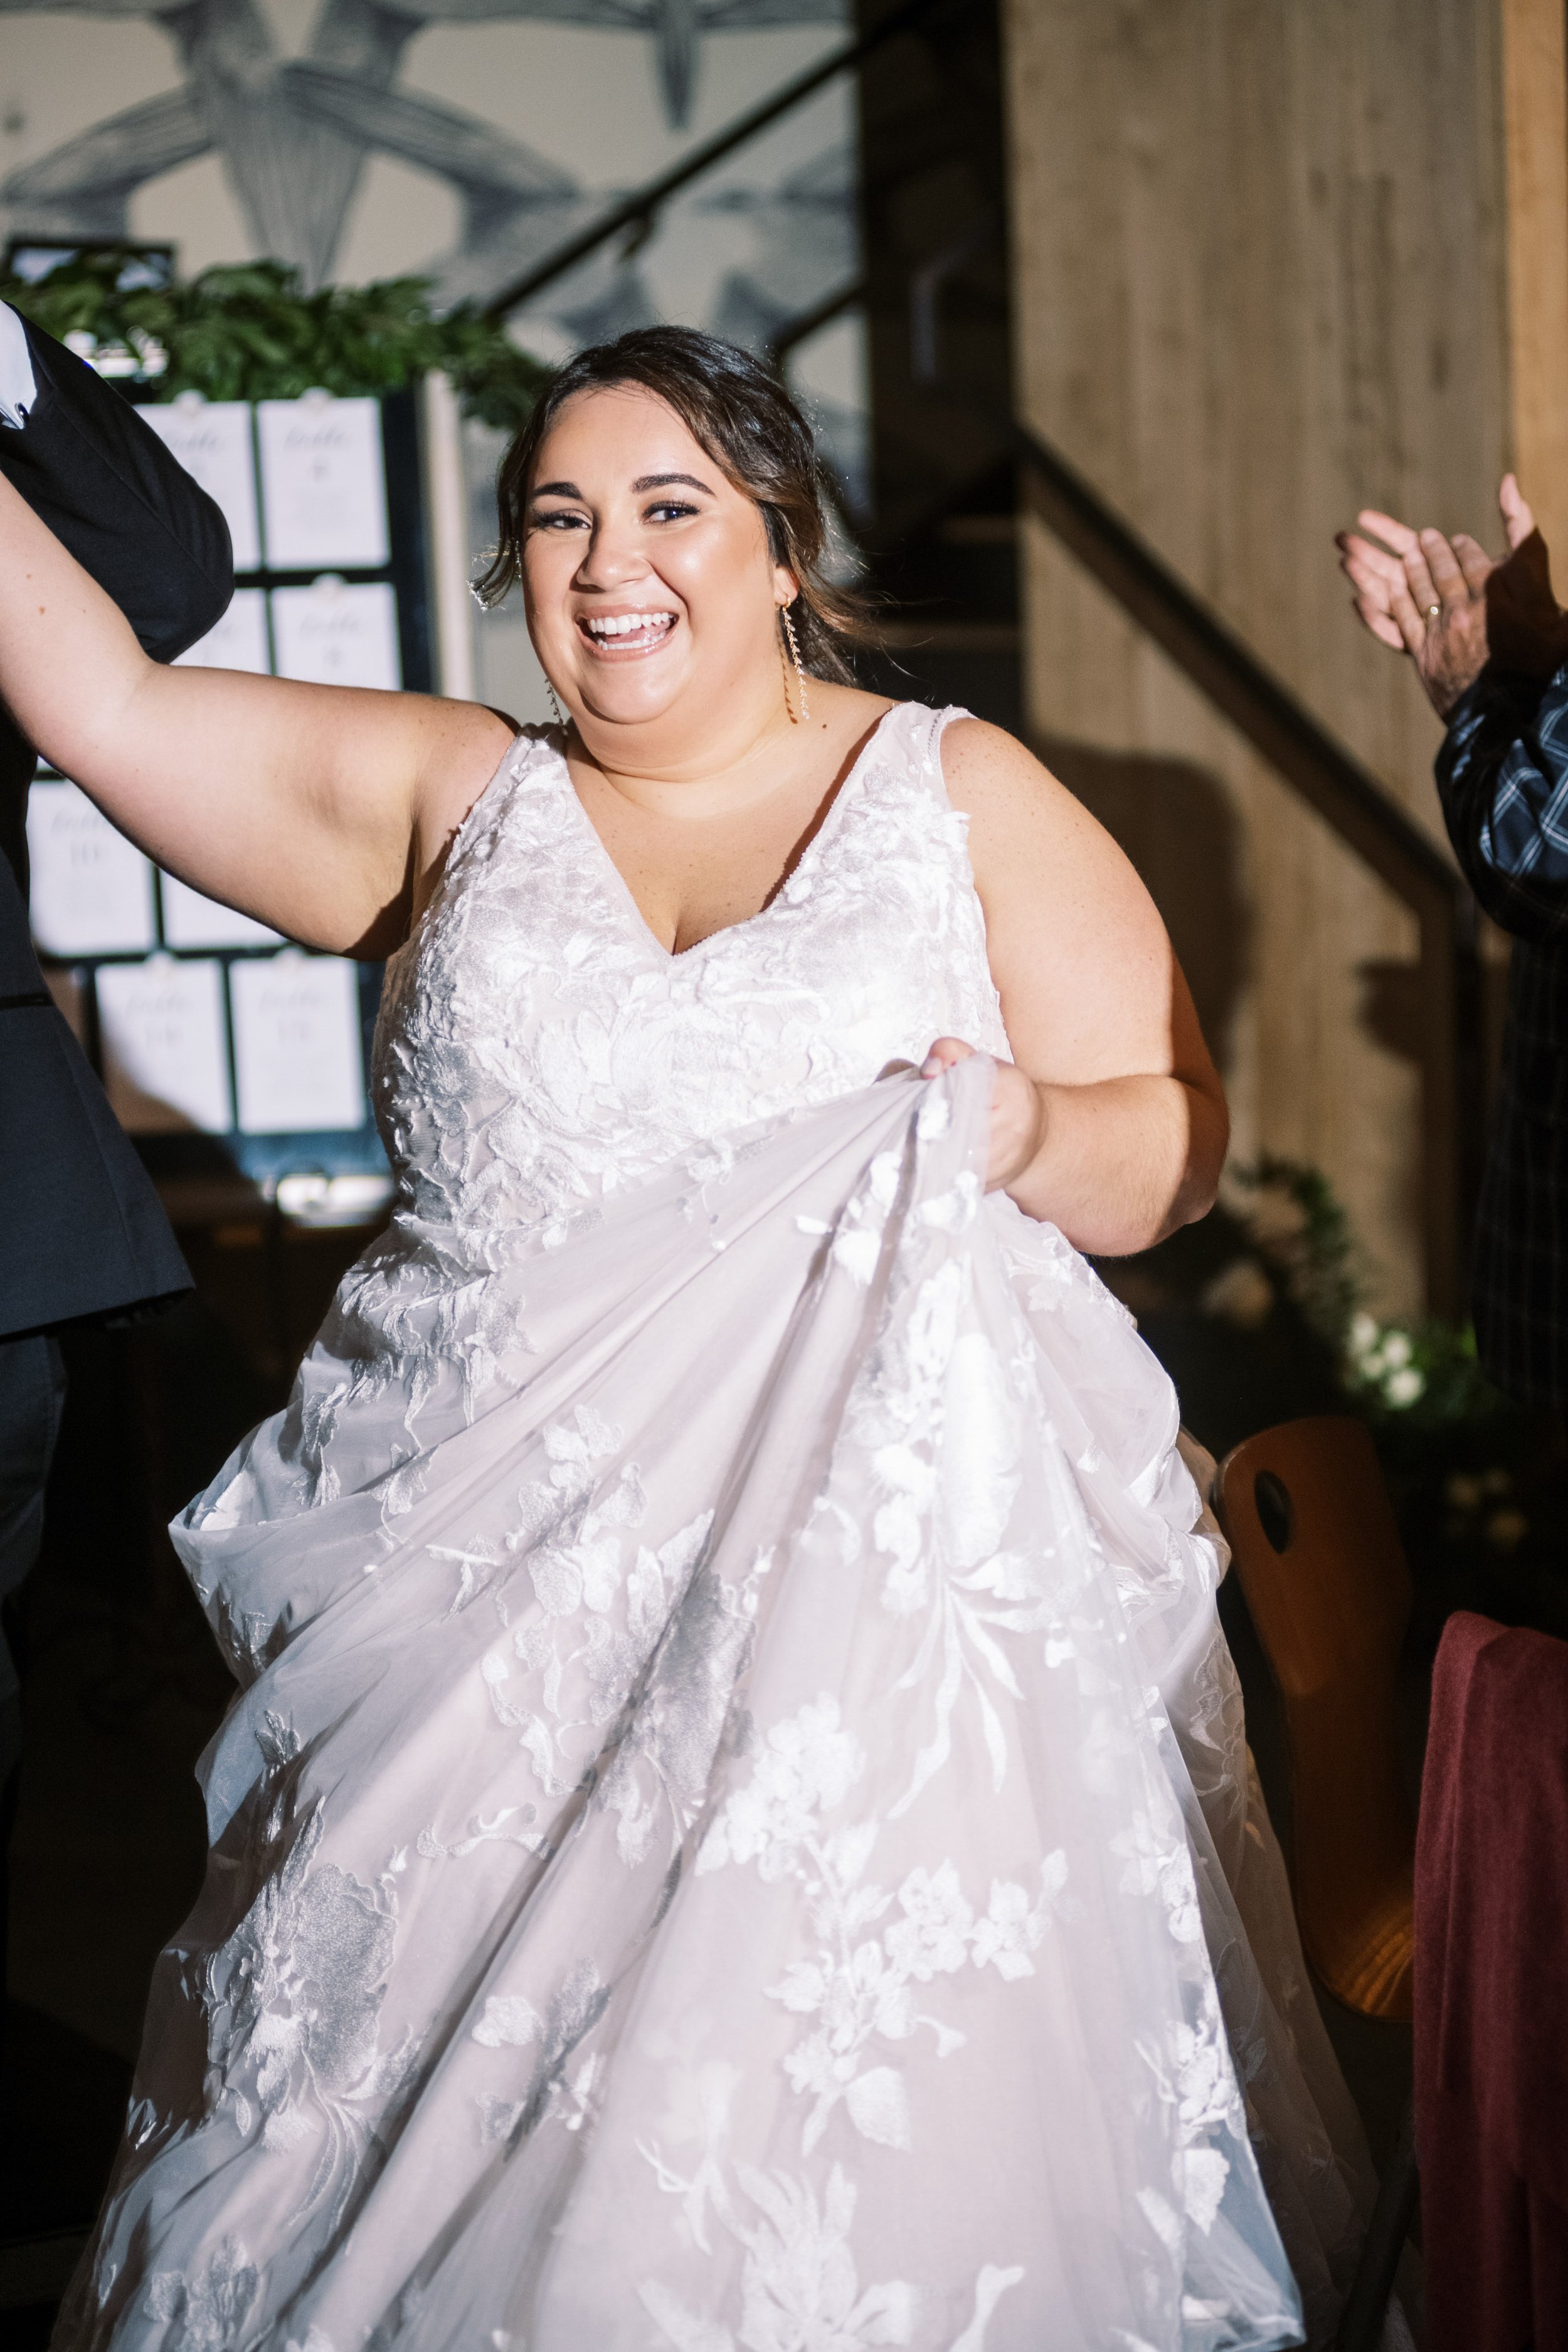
[0,470,513,955]
[938,716,1228,1256]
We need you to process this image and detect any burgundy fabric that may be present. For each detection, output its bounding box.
[1415,1610,1568,2351]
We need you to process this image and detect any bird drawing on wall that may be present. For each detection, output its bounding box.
[0,0,848,301]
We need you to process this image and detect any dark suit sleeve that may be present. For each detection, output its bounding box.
[1436,665,1568,944]
[0,312,233,664]
[0,314,223,1334]
[0,310,236,901]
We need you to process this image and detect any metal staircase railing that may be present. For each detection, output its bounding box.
[480,0,943,326]
[477,10,1480,1315]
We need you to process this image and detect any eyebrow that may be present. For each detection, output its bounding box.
[632,472,714,495]
[528,472,715,502]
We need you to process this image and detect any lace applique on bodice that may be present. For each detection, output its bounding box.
[373,702,1007,1259]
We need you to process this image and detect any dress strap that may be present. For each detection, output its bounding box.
[921,702,975,803]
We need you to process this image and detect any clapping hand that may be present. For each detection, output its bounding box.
[1337,475,1568,718]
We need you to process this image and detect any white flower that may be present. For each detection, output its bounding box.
[833,1228,883,1286]
[768,1961,827,2015]
[1113,1812,1202,1944]
[884,1863,974,1979]
[1384,1365,1424,1407]
[697,1697,864,1878]
[1380,1330,1414,1368]
[844,2066,913,2149]
[1180,2146,1230,2233]
[1348,1310,1380,1356]
[970,1860,1062,1980]
[916,1170,980,1233]
[472,1994,541,2048]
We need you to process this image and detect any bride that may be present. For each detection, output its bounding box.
[4,327,1377,2350]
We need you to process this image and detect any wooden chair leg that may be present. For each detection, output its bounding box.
[1333,2092,1418,2352]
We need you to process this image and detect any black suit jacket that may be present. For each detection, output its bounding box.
[1,314,233,1340]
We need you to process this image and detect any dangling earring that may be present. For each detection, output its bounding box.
[780,600,810,725]
[546,681,565,728]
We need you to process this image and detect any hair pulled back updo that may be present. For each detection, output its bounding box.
[477,326,877,684]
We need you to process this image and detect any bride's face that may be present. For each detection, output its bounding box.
[520,383,797,734]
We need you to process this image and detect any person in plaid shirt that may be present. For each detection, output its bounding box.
[1340,478,1568,1406]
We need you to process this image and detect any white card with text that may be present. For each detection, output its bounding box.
[230,950,365,1133]
[257,395,389,569]
[160,873,283,951]
[97,956,233,1134]
[270,578,400,690]
[174,585,270,675]
[26,780,156,956]
[142,397,261,571]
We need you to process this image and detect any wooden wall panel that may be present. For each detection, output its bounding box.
[1502,0,1568,558]
[1002,0,1515,1313]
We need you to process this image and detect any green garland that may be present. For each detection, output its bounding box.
[0,253,546,432]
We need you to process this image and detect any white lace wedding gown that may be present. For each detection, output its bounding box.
[57,704,1379,2352]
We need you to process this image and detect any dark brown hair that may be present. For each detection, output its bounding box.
[477,326,877,683]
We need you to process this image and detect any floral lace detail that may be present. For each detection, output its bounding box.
[60,705,1355,2351]
[472,1396,729,1838]
[371,706,1007,1266]
[699,1695,1069,2157]
[143,2238,260,2352]
[197,1715,419,2225]
[470,1957,611,2147]
[638,2155,1025,2352]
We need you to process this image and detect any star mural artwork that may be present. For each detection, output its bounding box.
[0,0,848,322]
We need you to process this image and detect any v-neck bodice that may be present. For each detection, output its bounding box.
[556,701,896,963]
[373,701,1008,1259]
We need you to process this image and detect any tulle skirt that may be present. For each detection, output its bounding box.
[56,1059,1373,2351]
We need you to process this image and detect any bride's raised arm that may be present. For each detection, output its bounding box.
[938,714,1229,1258]
[0,469,513,956]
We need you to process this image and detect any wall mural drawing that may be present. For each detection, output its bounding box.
[0,0,851,300]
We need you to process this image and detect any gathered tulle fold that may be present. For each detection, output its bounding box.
[58,1061,1367,2352]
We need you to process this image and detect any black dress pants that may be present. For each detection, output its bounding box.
[0,1329,66,1989]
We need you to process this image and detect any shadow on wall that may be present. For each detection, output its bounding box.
[1033,735,1251,1077]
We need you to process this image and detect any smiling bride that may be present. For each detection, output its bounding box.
[4,327,1380,2351]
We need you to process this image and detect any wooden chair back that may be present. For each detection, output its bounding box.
[1214,1415,1415,2021]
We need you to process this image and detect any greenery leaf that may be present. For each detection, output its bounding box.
[0,254,546,433]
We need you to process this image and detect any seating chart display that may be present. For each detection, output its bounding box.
[24,389,426,1173]
[271,578,401,690]
[97,955,232,1135]
[26,780,156,956]
[142,396,262,571]
[257,395,389,570]
[159,874,282,953]
[231,952,366,1135]
[174,585,270,675]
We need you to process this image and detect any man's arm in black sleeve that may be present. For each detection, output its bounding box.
[1435,665,1568,943]
[0,309,233,662]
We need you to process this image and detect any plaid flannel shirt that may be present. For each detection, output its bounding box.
[1437,665,1568,1404]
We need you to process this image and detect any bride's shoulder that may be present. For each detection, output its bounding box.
[408,698,527,895]
[937,717,1143,916]
[938,715,1078,826]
